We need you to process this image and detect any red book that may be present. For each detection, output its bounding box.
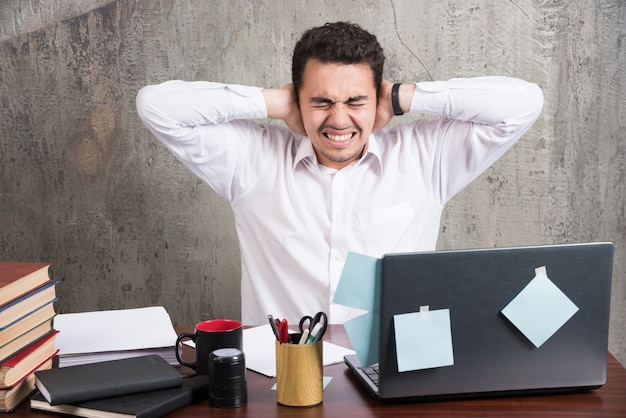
[0,331,58,389]
[0,263,51,307]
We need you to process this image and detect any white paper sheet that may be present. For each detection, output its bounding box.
[54,306,179,366]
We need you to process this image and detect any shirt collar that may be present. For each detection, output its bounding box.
[292,134,384,174]
[293,137,317,169]
[363,135,384,173]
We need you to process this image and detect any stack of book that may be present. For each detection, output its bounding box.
[0,262,58,412]
[30,355,209,418]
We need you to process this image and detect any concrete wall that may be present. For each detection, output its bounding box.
[0,0,624,365]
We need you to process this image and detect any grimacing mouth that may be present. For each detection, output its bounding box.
[323,132,357,142]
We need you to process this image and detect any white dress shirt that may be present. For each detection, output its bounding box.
[136,76,543,325]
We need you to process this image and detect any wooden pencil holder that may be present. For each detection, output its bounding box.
[275,340,323,406]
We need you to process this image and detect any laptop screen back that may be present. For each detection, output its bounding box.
[377,243,614,400]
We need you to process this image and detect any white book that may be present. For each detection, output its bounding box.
[53,306,178,367]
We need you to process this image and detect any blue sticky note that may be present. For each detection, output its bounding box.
[333,252,381,312]
[344,311,380,367]
[393,308,454,372]
[334,252,382,367]
[501,267,578,348]
[271,376,333,391]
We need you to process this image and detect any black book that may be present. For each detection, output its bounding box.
[30,375,210,418]
[34,355,182,405]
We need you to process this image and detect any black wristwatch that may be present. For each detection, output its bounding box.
[392,83,404,116]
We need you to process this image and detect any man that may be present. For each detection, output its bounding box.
[136,22,543,325]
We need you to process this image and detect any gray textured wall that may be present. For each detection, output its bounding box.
[0,0,624,365]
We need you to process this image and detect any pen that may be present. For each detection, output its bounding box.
[268,314,280,341]
[306,322,323,343]
[298,328,309,344]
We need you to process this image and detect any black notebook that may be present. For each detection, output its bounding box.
[30,375,209,418]
[34,355,182,405]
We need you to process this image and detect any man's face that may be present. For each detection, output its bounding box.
[298,59,377,169]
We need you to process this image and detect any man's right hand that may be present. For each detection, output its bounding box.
[262,84,306,136]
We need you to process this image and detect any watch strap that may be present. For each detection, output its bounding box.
[392,83,404,116]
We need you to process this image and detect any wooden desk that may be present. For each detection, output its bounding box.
[13,325,626,417]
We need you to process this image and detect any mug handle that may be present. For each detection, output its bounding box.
[175,332,197,369]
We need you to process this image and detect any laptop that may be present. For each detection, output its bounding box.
[344,242,614,402]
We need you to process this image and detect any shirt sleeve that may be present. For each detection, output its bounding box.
[135,81,270,201]
[407,76,544,204]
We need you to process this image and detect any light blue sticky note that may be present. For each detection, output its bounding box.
[344,311,380,367]
[271,376,332,391]
[393,308,454,372]
[501,267,579,348]
[333,252,382,367]
[333,252,381,312]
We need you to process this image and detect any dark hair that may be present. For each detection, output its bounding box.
[292,22,385,100]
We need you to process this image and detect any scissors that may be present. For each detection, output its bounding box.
[298,311,328,342]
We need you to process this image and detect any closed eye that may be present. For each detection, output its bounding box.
[310,97,334,106]
[345,96,368,105]
[309,96,369,109]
